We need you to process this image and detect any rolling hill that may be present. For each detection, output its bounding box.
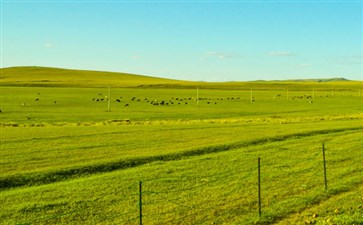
[0,66,362,90]
[0,66,184,88]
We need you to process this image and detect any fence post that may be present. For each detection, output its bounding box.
[258,157,262,218]
[139,181,143,225]
[322,143,328,190]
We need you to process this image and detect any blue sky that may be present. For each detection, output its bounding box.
[1,0,362,81]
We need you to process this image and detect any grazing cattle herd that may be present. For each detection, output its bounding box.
[0,90,357,115]
[87,92,351,108]
[90,95,244,107]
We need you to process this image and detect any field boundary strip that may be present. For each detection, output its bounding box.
[1,113,363,128]
[1,126,362,191]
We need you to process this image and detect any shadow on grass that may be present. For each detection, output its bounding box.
[1,126,362,191]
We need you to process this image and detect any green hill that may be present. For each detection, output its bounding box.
[0,66,184,88]
[0,66,362,90]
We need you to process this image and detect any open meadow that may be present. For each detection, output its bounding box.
[0,67,362,224]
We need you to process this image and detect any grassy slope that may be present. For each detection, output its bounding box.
[1,85,362,188]
[0,131,361,224]
[1,121,362,189]
[1,66,362,89]
[0,66,182,88]
[0,66,362,224]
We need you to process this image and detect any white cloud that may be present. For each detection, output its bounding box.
[202,51,240,60]
[44,43,53,48]
[268,51,296,57]
[299,63,313,67]
[328,55,362,65]
[130,55,142,60]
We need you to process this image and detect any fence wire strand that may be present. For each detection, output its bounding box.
[15,140,362,225]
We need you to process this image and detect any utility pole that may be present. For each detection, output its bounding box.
[107,85,111,112]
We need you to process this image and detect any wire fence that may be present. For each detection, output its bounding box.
[15,142,362,225]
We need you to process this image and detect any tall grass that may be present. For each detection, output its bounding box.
[0,131,361,224]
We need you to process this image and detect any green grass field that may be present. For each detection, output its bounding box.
[0,67,362,224]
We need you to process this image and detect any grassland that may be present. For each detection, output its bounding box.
[1,66,362,90]
[0,67,362,224]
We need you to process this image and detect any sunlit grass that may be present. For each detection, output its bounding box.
[0,131,361,224]
[0,69,362,224]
